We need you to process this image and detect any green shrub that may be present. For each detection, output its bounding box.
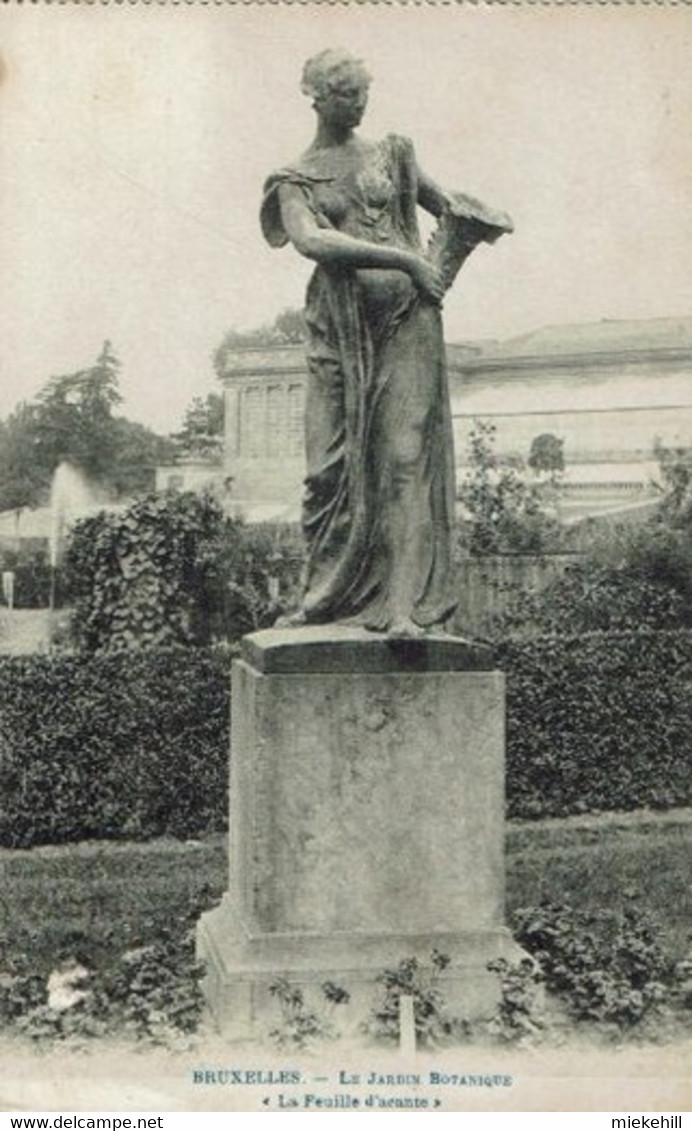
[495,561,686,639]
[614,521,692,619]
[3,886,213,1045]
[1,629,691,848]
[365,950,465,1047]
[64,492,230,652]
[493,511,692,639]
[268,979,350,1050]
[0,647,231,847]
[499,629,692,819]
[513,900,675,1030]
[457,421,564,557]
[64,493,303,652]
[485,956,545,1045]
[215,519,304,638]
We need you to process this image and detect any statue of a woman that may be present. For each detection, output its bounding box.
[261,50,511,637]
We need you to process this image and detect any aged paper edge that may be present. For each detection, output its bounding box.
[1,0,691,1116]
[2,1,692,9]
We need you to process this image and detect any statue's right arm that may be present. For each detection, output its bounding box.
[278,182,442,299]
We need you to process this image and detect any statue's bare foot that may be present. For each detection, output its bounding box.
[387,617,426,640]
[274,609,308,629]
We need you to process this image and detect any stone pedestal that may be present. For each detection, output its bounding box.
[197,626,518,1040]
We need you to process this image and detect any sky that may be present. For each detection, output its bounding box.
[2,4,692,435]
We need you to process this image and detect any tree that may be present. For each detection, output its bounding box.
[32,341,122,481]
[0,343,174,509]
[458,421,562,556]
[171,392,224,459]
[108,417,177,497]
[654,441,692,526]
[0,402,48,511]
[528,433,565,476]
[274,307,307,344]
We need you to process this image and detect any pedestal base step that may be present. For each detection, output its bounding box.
[197,896,523,1042]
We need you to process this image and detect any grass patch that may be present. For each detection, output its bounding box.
[0,838,226,972]
[1,811,690,1044]
[506,809,692,954]
[2,813,691,970]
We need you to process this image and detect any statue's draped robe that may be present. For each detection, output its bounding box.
[261,135,457,630]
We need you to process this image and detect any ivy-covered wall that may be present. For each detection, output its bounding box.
[64,493,303,653]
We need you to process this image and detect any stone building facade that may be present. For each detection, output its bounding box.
[215,317,692,522]
[219,346,307,520]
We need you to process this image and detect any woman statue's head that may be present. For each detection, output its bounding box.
[301,49,371,129]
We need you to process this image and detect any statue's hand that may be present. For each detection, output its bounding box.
[408,256,445,305]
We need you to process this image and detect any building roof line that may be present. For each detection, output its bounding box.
[449,347,692,374]
[452,401,692,419]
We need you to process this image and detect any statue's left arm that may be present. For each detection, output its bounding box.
[416,166,453,219]
[412,154,514,294]
[416,159,514,236]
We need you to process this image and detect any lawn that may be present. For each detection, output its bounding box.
[506,808,692,954]
[3,808,690,1115]
[1,809,692,1054]
[2,808,690,971]
[0,837,225,972]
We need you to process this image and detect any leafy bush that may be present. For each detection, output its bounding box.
[0,646,231,847]
[654,441,692,525]
[2,888,212,1045]
[64,492,303,652]
[0,960,46,1026]
[457,421,564,556]
[611,521,692,621]
[485,956,545,1045]
[494,515,692,640]
[268,979,350,1049]
[214,520,303,639]
[365,950,465,1046]
[496,561,687,639]
[93,929,205,1043]
[1,628,691,848]
[64,492,228,652]
[513,900,676,1030]
[499,630,692,819]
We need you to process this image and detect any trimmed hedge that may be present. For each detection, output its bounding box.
[499,630,692,820]
[1,630,691,846]
[0,647,232,847]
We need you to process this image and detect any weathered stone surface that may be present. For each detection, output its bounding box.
[242,624,494,675]
[197,629,516,1039]
[198,899,516,1041]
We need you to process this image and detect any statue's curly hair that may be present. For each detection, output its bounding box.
[301,49,371,101]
